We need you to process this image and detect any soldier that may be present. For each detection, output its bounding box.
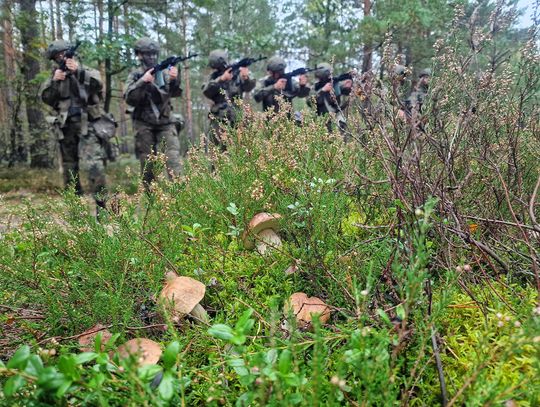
[390,64,413,121]
[253,56,310,113]
[401,68,431,129]
[124,37,182,187]
[41,39,108,211]
[414,68,431,108]
[309,62,353,135]
[202,49,256,150]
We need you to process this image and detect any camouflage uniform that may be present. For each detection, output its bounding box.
[41,40,107,208]
[309,63,352,135]
[124,38,183,186]
[408,68,431,111]
[202,50,256,149]
[253,56,310,113]
[390,65,412,108]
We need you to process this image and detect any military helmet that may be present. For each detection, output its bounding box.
[46,40,71,60]
[208,49,228,69]
[419,68,431,78]
[315,62,332,79]
[267,56,286,73]
[133,37,160,54]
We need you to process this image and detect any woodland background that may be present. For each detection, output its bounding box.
[0,0,534,167]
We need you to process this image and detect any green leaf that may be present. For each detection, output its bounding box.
[231,334,247,346]
[162,341,181,369]
[235,309,254,333]
[226,202,239,215]
[3,375,26,397]
[278,349,292,374]
[74,352,98,365]
[396,304,406,321]
[158,372,174,401]
[94,332,103,353]
[104,333,121,350]
[7,345,31,369]
[208,324,235,341]
[37,366,65,390]
[377,309,393,327]
[138,365,163,381]
[24,355,44,376]
[56,380,73,398]
[265,349,278,365]
[88,373,106,389]
[57,355,79,380]
[228,358,245,368]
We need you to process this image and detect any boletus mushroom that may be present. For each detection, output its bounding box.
[117,338,162,366]
[78,324,112,352]
[284,292,331,329]
[242,212,282,255]
[160,272,209,323]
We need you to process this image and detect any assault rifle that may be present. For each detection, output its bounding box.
[135,53,199,80]
[59,41,82,71]
[314,71,354,91]
[265,67,318,92]
[210,55,267,80]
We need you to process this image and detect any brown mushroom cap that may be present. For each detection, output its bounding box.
[242,212,282,249]
[78,324,112,352]
[160,276,206,317]
[284,292,331,325]
[117,338,162,365]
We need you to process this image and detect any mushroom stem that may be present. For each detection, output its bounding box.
[255,228,282,255]
[189,303,209,323]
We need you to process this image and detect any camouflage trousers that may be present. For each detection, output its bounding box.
[207,106,239,152]
[59,118,107,206]
[133,120,182,186]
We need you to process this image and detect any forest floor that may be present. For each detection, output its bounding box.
[0,157,140,236]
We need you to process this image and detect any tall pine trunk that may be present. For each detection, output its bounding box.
[361,0,373,73]
[103,0,112,112]
[181,0,194,145]
[3,0,26,165]
[20,0,52,168]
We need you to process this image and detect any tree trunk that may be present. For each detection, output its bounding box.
[361,0,373,72]
[38,0,46,43]
[55,0,62,39]
[20,0,52,168]
[48,0,55,39]
[2,0,26,165]
[104,0,113,112]
[181,0,194,145]
[117,1,130,154]
[96,0,106,83]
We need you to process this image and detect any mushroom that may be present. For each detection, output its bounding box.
[160,273,209,323]
[78,324,112,352]
[117,338,162,366]
[284,292,331,329]
[242,213,282,254]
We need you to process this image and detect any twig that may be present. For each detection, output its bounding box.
[432,328,448,406]
[529,173,540,233]
[136,232,179,275]
[234,297,271,328]
[447,226,510,274]
[463,215,538,232]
